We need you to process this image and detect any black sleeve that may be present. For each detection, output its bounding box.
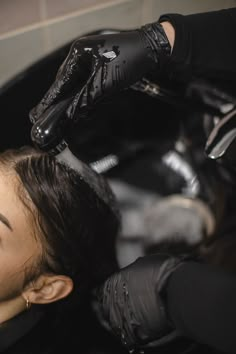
[166,261,236,354]
[159,8,236,82]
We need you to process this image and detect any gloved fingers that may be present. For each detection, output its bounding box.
[29,79,65,123]
[29,54,75,122]
[99,271,139,350]
[67,64,101,121]
[66,85,88,122]
[30,42,94,123]
[118,280,141,349]
[29,66,85,123]
[70,59,121,122]
[29,67,90,124]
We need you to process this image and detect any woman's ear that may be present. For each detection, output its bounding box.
[23,275,74,305]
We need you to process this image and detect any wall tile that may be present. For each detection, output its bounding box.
[140,0,153,24]
[47,0,143,51]
[0,0,143,87]
[0,0,41,35]
[45,0,114,19]
[148,0,236,22]
[0,28,44,86]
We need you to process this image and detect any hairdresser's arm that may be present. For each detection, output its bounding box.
[30,8,236,124]
[95,254,236,354]
[161,8,236,81]
[167,261,236,354]
[29,19,174,123]
[161,21,175,50]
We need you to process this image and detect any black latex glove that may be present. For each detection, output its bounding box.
[93,253,187,352]
[29,22,171,124]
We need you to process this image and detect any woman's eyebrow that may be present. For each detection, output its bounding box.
[0,213,13,231]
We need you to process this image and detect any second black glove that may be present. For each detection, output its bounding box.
[93,253,187,352]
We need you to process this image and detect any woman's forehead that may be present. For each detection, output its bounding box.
[0,169,36,241]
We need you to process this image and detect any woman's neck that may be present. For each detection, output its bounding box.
[0,295,26,324]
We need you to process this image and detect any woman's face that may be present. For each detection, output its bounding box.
[0,167,41,302]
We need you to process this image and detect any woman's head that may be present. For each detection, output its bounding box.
[0,146,120,321]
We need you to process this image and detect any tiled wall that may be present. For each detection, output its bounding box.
[0,0,114,35]
[1,0,236,87]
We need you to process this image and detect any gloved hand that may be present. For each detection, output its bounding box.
[29,22,171,124]
[93,253,187,352]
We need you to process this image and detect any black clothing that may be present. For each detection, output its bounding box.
[167,261,236,354]
[0,308,44,353]
[1,308,68,354]
[160,8,236,83]
[0,304,131,354]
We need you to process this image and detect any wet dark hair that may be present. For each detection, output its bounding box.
[0,146,120,306]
